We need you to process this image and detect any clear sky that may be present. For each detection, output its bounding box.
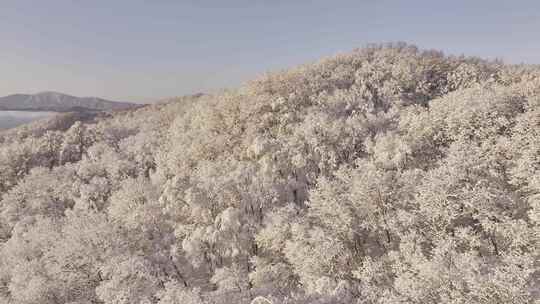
[1,0,539,103]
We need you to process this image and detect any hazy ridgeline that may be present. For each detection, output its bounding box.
[0,91,136,129]
[0,43,538,304]
[0,111,57,129]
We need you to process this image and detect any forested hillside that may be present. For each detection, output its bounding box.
[0,43,538,304]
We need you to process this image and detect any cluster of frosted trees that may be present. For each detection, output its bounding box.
[0,43,538,304]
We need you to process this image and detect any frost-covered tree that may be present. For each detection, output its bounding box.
[1,44,539,304]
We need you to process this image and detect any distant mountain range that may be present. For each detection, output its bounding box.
[0,91,136,112]
[0,111,56,129]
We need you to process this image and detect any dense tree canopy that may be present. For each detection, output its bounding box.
[0,43,538,304]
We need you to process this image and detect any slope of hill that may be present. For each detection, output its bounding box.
[0,91,136,112]
[0,44,538,304]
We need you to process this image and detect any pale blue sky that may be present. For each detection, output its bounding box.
[1,0,539,102]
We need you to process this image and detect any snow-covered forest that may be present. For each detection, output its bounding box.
[0,43,538,304]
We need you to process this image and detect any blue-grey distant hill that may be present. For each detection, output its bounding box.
[0,91,136,112]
